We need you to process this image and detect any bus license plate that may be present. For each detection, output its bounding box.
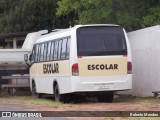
[95,83,113,89]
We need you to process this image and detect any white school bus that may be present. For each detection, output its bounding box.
[25,24,132,103]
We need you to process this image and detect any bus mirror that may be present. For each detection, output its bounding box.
[24,54,31,67]
[29,54,32,61]
[24,54,28,61]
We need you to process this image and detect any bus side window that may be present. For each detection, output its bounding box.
[31,45,36,63]
[61,38,67,59]
[43,43,48,61]
[47,42,51,61]
[35,45,39,62]
[37,44,41,62]
[40,44,44,61]
[54,41,58,60]
[66,37,70,59]
[50,41,55,60]
[58,40,62,60]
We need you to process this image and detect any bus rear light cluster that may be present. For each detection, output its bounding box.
[72,63,79,76]
[127,61,132,74]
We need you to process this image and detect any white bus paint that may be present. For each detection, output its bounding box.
[28,24,132,102]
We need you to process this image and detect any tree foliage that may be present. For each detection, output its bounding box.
[142,6,160,27]
[57,0,112,24]
[0,0,159,33]
[0,0,69,33]
[57,0,160,31]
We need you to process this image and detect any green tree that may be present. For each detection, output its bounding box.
[142,6,160,27]
[115,0,160,31]
[57,0,160,31]
[0,0,159,33]
[0,0,70,33]
[57,0,112,24]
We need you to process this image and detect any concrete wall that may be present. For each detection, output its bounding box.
[126,25,160,96]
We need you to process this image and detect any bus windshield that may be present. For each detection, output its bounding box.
[77,26,127,56]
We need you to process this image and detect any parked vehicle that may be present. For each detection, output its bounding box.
[25,24,132,103]
[0,30,47,84]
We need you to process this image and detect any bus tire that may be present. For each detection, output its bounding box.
[32,81,42,98]
[54,84,64,102]
[97,92,114,103]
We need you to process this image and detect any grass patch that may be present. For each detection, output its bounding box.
[0,96,67,107]
[114,95,159,103]
[1,95,160,110]
[114,95,160,111]
[114,95,139,103]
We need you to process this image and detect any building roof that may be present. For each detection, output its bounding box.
[0,32,29,40]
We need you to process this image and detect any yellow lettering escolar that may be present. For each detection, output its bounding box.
[43,63,59,74]
[88,64,118,70]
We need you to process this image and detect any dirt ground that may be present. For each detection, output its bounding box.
[0,94,160,111]
[0,94,160,119]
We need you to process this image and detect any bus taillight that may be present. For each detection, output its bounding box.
[127,62,132,74]
[72,63,79,76]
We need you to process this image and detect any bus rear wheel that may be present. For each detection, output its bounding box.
[32,81,42,98]
[97,92,114,103]
[54,84,65,102]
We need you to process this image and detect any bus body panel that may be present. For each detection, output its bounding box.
[32,76,72,94]
[29,24,132,96]
[69,25,132,94]
[30,60,72,94]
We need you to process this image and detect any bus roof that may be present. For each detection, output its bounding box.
[36,24,120,44]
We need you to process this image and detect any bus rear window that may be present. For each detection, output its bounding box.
[77,26,127,56]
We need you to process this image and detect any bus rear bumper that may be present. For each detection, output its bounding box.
[71,75,132,93]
